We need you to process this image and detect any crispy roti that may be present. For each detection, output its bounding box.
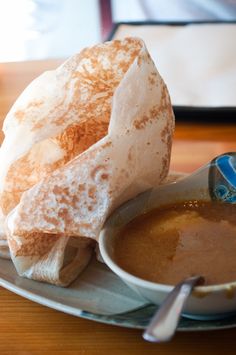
[0,38,143,215]
[3,38,174,285]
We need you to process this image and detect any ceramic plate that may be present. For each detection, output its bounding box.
[1,256,236,331]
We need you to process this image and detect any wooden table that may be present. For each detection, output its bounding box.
[0,60,235,354]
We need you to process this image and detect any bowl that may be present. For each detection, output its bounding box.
[99,164,236,320]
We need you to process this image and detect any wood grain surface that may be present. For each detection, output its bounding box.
[0,60,235,354]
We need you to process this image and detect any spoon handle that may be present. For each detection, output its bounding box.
[143,276,203,343]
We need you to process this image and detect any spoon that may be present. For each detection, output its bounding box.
[143,275,205,342]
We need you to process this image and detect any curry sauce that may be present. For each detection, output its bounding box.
[114,201,236,286]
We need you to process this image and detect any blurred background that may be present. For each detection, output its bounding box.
[0,0,236,62]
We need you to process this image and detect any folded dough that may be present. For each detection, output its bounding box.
[1,38,174,285]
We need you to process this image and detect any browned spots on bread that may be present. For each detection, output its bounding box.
[148,77,155,85]
[58,208,69,219]
[8,232,60,257]
[15,100,44,123]
[134,115,149,130]
[14,110,25,122]
[100,141,112,149]
[78,184,85,192]
[28,100,44,109]
[128,149,133,161]
[101,173,109,180]
[90,165,106,180]
[88,186,96,199]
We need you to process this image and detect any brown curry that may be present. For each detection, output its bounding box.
[114,201,236,286]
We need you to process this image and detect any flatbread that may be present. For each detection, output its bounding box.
[2,38,174,285]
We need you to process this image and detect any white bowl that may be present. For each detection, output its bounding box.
[99,170,236,320]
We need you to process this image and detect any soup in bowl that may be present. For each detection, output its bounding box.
[99,164,236,320]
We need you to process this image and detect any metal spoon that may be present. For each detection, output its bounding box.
[143,275,205,342]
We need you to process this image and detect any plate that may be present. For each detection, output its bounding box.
[1,256,236,331]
